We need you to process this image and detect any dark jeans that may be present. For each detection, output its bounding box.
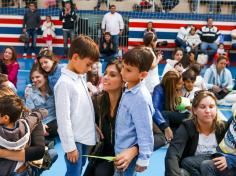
[24,29,37,54]
[83,160,114,176]
[181,154,212,176]
[154,132,167,151]
[162,111,190,130]
[63,29,75,56]
[45,119,58,139]
[95,0,108,8]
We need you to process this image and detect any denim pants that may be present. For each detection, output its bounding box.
[24,29,37,54]
[64,142,88,176]
[10,170,29,176]
[63,29,75,56]
[111,35,119,53]
[181,154,212,176]
[113,157,137,176]
[200,42,218,59]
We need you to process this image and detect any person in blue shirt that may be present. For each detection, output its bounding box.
[25,63,57,139]
[37,48,65,91]
[114,46,154,176]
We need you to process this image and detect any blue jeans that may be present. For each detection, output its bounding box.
[113,157,137,176]
[10,170,29,176]
[200,42,217,59]
[232,43,236,49]
[100,53,118,72]
[112,35,119,53]
[63,29,75,56]
[175,37,187,51]
[24,29,37,54]
[64,143,88,176]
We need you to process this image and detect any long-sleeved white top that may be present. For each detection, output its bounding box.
[101,12,124,35]
[54,67,96,153]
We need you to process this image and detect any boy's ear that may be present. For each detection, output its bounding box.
[140,71,148,80]
[1,115,10,122]
[71,53,80,61]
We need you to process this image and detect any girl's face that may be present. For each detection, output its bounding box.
[39,57,54,73]
[103,64,122,92]
[91,63,99,74]
[174,50,184,62]
[193,96,217,125]
[31,71,46,89]
[147,22,153,29]
[190,28,196,35]
[216,59,227,72]
[46,16,51,22]
[3,48,13,61]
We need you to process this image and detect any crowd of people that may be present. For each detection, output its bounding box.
[1,1,236,176]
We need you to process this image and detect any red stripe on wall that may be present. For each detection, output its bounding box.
[0,19,62,25]
[0,37,65,44]
[129,22,235,31]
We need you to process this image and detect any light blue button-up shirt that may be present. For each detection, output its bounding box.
[25,85,56,124]
[115,82,154,167]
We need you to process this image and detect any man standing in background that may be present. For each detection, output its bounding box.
[101,4,124,53]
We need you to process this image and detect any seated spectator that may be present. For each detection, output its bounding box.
[162,47,184,77]
[189,63,207,90]
[231,28,236,49]
[37,48,65,91]
[99,32,117,69]
[165,90,228,176]
[175,24,192,51]
[182,69,200,102]
[213,43,229,63]
[94,0,109,10]
[133,0,152,12]
[152,70,190,142]
[189,0,220,13]
[144,21,156,36]
[160,0,179,12]
[204,55,234,100]
[0,95,47,176]
[185,26,201,57]
[2,46,19,87]
[25,63,58,139]
[0,73,16,93]
[198,18,220,61]
[199,113,236,176]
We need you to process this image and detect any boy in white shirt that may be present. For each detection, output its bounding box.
[54,35,99,176]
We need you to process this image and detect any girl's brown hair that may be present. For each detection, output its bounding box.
[37,48,58,73]
[161,70,182,111]
[191,90,224,132]
[30,63,51,94]
[3,46,17,63]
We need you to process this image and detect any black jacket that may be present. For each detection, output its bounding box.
[59,8,77,30]
[165,119,228,176]
[23,9,41,29]
[0,60,7,74]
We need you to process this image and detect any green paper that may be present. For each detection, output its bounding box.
[83,155,115,162]
[176,97,191,111]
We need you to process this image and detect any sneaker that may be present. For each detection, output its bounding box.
[23,53,27,57]
[31,53,36,57]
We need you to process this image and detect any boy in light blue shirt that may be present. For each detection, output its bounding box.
[114,47,155,176]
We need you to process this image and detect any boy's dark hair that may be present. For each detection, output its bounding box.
[189,63,202,75]
[69,35,99,62]
[0,95,24,123]
[123,46,154,72]
[182,69,197,82]
[110,4,116,8]
[0,73,8,84]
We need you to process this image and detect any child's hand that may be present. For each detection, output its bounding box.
[67,149,79,163]
[212,156,227,171]
[114,147,138,172]
[135,164,147,172]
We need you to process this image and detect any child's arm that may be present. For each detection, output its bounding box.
[131,99,154,170]
[54,81,78,160]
